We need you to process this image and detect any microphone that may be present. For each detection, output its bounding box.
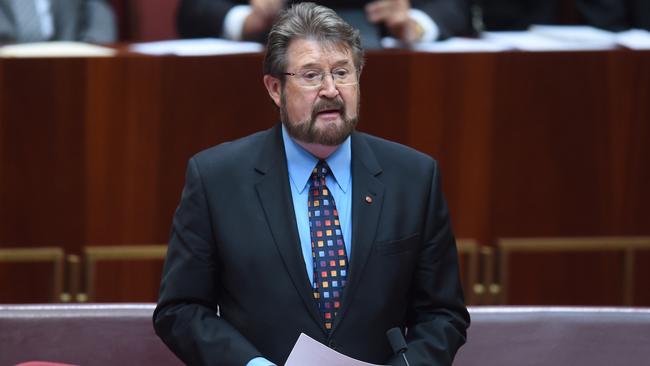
[386,327,410,366]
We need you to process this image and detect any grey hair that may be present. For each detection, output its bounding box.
[263,2,365,78]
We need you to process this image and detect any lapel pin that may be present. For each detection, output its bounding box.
[365,195,373,204]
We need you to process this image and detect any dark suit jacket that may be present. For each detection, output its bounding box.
[482,0,647,31]
[633,0,650,30]
[602,0,650,31]
[0,0,116,44]
[154,124,469,365]
[176,0,473,43]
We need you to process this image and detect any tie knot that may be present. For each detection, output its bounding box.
[311,160,330,181]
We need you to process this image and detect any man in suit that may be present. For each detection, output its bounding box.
[177,0,473,47]
[0,0,116,44]
[154,3,469,365]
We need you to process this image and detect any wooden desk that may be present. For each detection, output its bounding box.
[1,50,649,304]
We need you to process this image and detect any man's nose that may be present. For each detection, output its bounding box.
[319,74,339,98]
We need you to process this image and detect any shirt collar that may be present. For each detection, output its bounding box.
[282,124,351,194]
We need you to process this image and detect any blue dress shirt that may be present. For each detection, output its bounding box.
[247,125,353,366]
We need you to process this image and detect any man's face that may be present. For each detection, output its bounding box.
[272,38,360,146]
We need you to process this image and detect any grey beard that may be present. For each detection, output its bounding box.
[280,94,359,146]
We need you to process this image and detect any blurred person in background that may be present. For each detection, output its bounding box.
[0,0,116,44]
[176,0,474,47]
[480,0,649,32]
[626,0,650,30]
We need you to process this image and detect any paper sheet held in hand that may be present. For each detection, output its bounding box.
[285,333,387,366]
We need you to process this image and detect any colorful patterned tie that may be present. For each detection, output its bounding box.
[309,160,348,332]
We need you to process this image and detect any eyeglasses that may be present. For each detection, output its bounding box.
[283,68,358,88]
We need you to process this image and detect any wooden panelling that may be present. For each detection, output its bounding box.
[0,59,87,249]
[0,247,64,303]
[1,50,649,304]
[82,245,168,302]
[497,237,650,305]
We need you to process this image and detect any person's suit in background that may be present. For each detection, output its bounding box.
[0,0,116,44]
[177,0,473,42]
[480,0,558,30]
[154,124,470,365]
[627,0,650,30]
[481,0,649,31]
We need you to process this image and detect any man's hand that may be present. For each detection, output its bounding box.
[365,0,423,42]
[243,0,285,38]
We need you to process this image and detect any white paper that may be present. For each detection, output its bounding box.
[483,31,575,51]
[130,38,263,56]
[381,37,512,52]
[285,333,387,366]
[483,30,615,51]
[529,25,618,49]
[0,41,115,58]
[616,29,650,50]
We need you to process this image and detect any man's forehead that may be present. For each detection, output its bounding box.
[286,38,353,68]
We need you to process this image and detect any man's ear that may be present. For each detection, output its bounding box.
[263,75,282,107]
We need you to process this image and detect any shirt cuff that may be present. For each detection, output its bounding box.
[408,8,440,42]
[246,356,277,366]
[223,5,253,41]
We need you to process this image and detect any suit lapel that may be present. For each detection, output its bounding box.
[254,127,386,335]
[333,132,384,332]
[254,125,325,331]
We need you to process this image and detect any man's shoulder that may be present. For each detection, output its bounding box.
[355,131,435,166]
[355,132,440,189]
[193,127,273,162]
[190,127,277,174]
